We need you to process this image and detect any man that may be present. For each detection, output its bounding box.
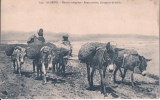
[27,28,46,72]
[27,28,45,46]
[62,34,72,57]
[37,28,45,43]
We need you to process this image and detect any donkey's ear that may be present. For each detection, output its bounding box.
[15,46,22,51]
[106,42,110,50]
[24,49,27,53]
[114,48,125,52]
[138,55,142,60]
[146,59,152,62]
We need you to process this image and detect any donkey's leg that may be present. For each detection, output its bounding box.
[90,68,95,89]
[99,69,107,97]
[39,64,42,79]
[36,64,40,79]
[62,59,66,77]
[62,64,66,77]
[119,68,123,77]
[56,63,60,75]
[86,63,91,87]
[103,67,107,78]
[34,60,39,79]
[122,68,127,83]
[16,61,19,72]
[33,60,36,72]
[13,60,16,72]
[130,70,135,87]
[113,66,119,83]
[52,63,55,73]
[41,63,47,84]
[57,63,60,74]
[59,63,62,75]
[20,63,22,76]
[18,62,21,76]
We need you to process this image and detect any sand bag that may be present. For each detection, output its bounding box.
[5,44,16,56]
[43,42,57,51]
[57,43,71,57]
[26,43,57,59]
[78,42,106,61]
[118,49,138,57]
[126,49,138,55]
[116,49,138,61]
[4,44,27,56]
[90,42,106,49]
[26,44,43,59]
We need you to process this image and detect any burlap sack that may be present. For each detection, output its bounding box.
[26,44,42,59]
[78,42,106,61]
[56,43,71,57]
[118,49,138,57]
[116,49,138,61]
[5,44,27,56]
[26,42,57,59]
[43,42,57,51]
[5,44,16,56]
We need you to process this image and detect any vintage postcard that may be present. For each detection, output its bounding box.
[1,0,159,99]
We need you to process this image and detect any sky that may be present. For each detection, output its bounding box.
[1,0,159,36]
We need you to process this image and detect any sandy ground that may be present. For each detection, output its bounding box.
[0,38,159,99]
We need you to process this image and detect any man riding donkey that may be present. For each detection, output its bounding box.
[61,34,72,58]
[27,28,45,46]
[27,28,46,72]
[53,34,73,76]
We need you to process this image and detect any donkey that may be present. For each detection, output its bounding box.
[113,49,152,87]
[11,46,26,75]
[82,42,120,97]
[52,51,67,76]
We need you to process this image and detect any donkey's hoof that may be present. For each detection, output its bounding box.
[111,84,118,88]
[131,85,135,88]
[62,74,66,77]
[104,93,108,97]
[89,86,95,91]
[35,77,40,80]
[42,82,47,85]
[113,80,117,83]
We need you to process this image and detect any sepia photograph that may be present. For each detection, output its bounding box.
[1,0,159,99]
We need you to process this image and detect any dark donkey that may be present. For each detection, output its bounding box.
[52,51,67,76]
[79,42,120,97]
[113,49,152,87]
[52,46,71,77]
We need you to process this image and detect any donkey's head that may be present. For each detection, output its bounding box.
[138,55,152,76]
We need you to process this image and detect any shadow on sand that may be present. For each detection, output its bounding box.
[46,77,66,84]
[86,85,119,98]
[14,71,33,78]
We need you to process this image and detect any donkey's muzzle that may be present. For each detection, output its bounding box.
[142,71,147,76]
[107,64,114,73]
[20,62,24,64]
